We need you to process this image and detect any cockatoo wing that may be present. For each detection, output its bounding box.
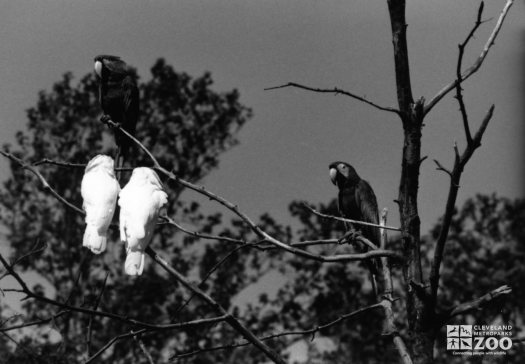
[81,161,119,254]
[119,182,168,275]
[119,184,148,246]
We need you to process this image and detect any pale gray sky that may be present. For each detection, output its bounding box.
[0,0,523,241]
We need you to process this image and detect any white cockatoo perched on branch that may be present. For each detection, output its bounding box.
[119,167,167,276]
[81,155,120,254]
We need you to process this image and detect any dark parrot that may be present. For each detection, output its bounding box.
[329,161,380,245]
[94,55,139,172]
[329,161,381,293]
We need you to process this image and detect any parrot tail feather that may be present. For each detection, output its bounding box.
[83,225,107,254]
[115,146,124,182]
[125,251,145,276]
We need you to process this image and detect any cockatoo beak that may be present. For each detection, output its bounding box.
[94,61,102,78]
[329,168,338,185]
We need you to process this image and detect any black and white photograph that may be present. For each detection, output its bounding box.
[0,1,523,363]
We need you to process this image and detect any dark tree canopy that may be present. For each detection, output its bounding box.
[0,59,251,363]
[429,194,525,363]
[0,1,518,363]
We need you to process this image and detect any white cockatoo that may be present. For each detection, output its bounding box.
[81,155,120,254]
[118,167,167,276]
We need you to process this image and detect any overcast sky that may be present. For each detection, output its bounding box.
[0,0,523,243]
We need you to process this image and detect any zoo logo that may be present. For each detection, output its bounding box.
[446,325,513,353]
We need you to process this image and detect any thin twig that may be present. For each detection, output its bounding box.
[63,250,89,306]
[101,118,160,169]
[1,331,39,360]
[303,203,403,232]
[171,242,260,320]
[159,215,245,245]
[33,158,134,172]
[264,82,400,114]
[443,285,511,321]
[106,121,403,263]
[455,2,486,144]
[33,159,87,168]
[145,246,287,364]
[424,0,514,115]
[86,272,109,356]
[289,239,339,248]
[0,252,228,332]
[83,315,229,364]
[0,311,70,332]
[11,240,47,267]
[171,303,383,360]
[433,159,453,178]
[134,334,155,364]
[429,105,495,307]
[0,150,84,215]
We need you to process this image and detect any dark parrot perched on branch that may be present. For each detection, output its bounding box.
[94,55,139,175]
[329,161,382,293]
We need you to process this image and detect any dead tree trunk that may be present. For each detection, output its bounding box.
[387,1,434,362]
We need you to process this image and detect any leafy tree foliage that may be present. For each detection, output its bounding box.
[0,59,250,363]
[430,194,525,363]
[0,59,522,364]
[191,194,523,364]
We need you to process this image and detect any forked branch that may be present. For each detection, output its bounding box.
[104,120,404,263]
[429,105,494,306]
[0,151,84,215]
[424,0,514,115]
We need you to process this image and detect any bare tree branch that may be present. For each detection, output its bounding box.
[264,82,400,114]
[33,158,87,169]
[1,331,39,360]
[429,105,495,307]
[289,238,339,248]
[302,203,403,233]
[443,285,511,322]
[11,239,47,267]
[83,313,230,364]
[433,159,453,179]
[134,334,155,364]
[0,143,402,363]
[381,298,413,364]
[171,303,384,360]
[387,0,415,112]
[0,310,70,333]
[170,242,261,320]
[378,209,413,364]
[100,121,404,263]
[0,150,84,215]
[424,0,514,115]
[33,158,134,172]
[84,331,135,364]
[0,251,229,332]
[159,215,246,245]
[454,1,481,144]
[145,246,287,364]
[86,272,109,356]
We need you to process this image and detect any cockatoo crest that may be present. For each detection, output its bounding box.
[85,154,116,176]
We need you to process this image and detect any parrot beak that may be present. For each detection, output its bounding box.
[329,168,338,185]
[94,61,102,77]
